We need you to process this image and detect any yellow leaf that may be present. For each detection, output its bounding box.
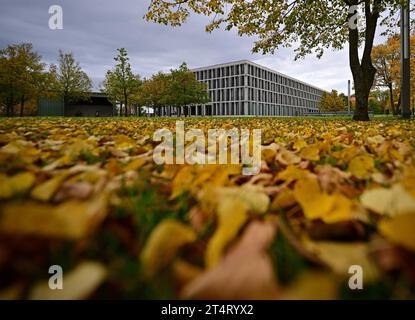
[29,262,107,300]
[276,148,301,166]
[360,184,415,216]
[294,177,354,223]
[0,194,108,239]
[293,139,308,151]
[300,145,320,161]
[140,219,196,278]
[0,172,36,199]
[348,154,374,179]
[277,165,311,182]
[294,178,333,220]
[271,188,296,210]
[206,199,248,268]
[322,193,354,224]
[30,173,68,202]
[124,157,147,171]
[10,172,36,194]
[378,214,415,252]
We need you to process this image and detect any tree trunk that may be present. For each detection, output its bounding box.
[397,92,401,115]
[20,96,25,117]
[348,0,379,121]
[124,88,128,117]
[6,102,12,117]
[388,85,396,115]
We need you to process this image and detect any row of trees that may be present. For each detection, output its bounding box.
[0,44,92,116]
[101,48,209,117]
[0,43,208,117]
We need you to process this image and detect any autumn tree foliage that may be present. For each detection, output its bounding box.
[145,0,414,121]
[0,43,49,117]
[102,48,142,117]
[319,90,347,113]
[50,50,92,110]
[139,63,209,116]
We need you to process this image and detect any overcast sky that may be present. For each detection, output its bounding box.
[0,0,394,94]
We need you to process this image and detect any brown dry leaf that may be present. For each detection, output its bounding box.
[29,261,107,300]
[140,219,196,278]
[316,165,350,193]
[183,221,278,300]
[172,259,203,288]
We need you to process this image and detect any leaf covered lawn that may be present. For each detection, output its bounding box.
[1,117,415,299]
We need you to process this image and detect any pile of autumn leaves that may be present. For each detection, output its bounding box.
[1,117,415,299]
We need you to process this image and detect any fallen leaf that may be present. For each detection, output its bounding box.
[348,154,374,179]
[29,261,107,300]
[378,214,415,252]
[140,219,196,278]
[183,221,278,299]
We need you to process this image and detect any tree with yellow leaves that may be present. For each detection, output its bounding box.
[372,33,415,115]
[319,90,346,113]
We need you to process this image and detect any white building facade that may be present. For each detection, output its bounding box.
[162,60,324,117]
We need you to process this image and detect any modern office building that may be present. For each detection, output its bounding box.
[161,60,324,117]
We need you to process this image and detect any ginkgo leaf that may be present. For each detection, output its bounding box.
[205,199,248,268]
[31,173,69,202]
[0,172,35,199]
[300,145,320,161]
[294,177,355,223]
[140,219,196,278]
[277,165,311,182]
[378,214,415,252]
[276,148,301,166]
[294,177,334,220]
[348,154,375,179]
[0,193,108,239]
[124,157,147,171]
[271,188,297,210]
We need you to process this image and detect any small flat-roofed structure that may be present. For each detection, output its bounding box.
[38,92,114,117]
